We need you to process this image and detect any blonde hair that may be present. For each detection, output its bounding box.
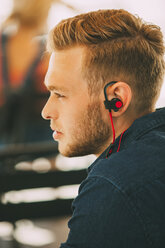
[47,9,165,114]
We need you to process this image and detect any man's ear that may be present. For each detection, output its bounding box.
[106,81,132,116]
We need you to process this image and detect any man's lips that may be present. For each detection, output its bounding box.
[52,130,63,140]
[50,126,63,140]
[50,125,62,132]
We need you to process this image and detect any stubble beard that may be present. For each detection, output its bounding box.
[59,101,111,157]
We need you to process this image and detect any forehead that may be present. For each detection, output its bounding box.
[45,46,86,92]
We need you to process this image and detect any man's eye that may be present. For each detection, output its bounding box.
[54,92,64,98]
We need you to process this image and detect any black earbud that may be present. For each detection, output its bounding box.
[104,98,123,112]
[104,81,123,112]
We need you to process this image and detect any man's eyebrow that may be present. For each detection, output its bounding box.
[44,84,68,92]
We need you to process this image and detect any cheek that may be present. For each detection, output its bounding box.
[65,105,86,132]
[60,94,90,132]
[59,106,79,130]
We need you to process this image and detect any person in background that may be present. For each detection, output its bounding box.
[42,9,165,248]
[0,0,55,146]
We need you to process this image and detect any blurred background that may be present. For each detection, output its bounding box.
[0,0,164,247]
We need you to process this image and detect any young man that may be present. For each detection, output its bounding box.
[42,9,165,248]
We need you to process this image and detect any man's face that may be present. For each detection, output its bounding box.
[42,46,111,157]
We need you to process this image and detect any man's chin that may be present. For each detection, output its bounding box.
[58,143,97,158]
[59,149,90,158]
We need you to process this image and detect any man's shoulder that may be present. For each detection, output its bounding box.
[88,139,165,195]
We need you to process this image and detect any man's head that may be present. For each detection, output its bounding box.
[42,9,165,157]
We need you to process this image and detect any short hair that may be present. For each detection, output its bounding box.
[47,9,165,114]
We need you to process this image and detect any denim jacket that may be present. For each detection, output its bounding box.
[60,108,165,248]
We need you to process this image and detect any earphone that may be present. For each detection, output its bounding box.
[104,81,123,112]
[103,81,126,158]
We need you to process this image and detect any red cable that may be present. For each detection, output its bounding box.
[109,111,115,144]
[108,111,127,156]
[117,130,126,152]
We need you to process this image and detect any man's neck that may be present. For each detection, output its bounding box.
[95,115,135,157]
[95,108,155,157]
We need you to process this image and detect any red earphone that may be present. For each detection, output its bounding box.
[104,81,125,157]
[104,81,123,112]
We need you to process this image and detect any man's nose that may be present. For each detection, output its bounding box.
[41,101,51,120]
[41,97,56,120]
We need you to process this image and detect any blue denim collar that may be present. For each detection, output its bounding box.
[122,107,165,145]
[88,107,165,173]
